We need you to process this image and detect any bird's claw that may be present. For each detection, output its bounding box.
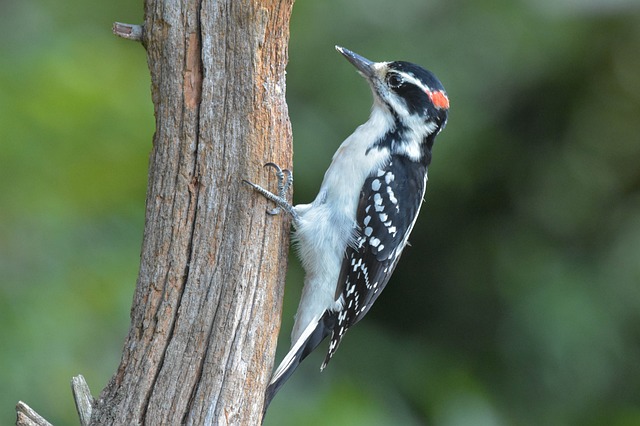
[243,162,297,220]
[262,163,293,215]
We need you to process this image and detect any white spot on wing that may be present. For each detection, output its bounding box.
[387,186,398,204]
[385,172,395,184]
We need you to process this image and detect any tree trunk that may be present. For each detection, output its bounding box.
[90,0,295,424]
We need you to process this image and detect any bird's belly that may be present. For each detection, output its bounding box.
[289,204,352,341]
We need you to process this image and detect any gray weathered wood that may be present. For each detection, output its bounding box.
[15,402,52,426]
[112,22,143,42]
[71,375,94,426]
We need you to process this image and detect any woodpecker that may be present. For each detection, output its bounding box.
[244,46,449,410]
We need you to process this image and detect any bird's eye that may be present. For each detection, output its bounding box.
[387,73,403,88]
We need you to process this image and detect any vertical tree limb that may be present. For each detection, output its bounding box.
[16,1,294,423]
[87,0,295,424]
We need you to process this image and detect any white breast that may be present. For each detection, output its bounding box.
[289,105,393,342]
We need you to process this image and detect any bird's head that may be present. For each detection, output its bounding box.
[336,46,449,133]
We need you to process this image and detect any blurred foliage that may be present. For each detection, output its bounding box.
[1,0,639,425]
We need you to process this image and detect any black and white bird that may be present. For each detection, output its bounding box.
[244,46,449,410]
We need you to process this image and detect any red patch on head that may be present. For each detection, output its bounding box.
[427,90,450,110]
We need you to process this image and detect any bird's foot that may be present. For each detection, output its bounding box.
[243,163,298,221]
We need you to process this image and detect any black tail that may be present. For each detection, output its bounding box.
[262,311,336,417]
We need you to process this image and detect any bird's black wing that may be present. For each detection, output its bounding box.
[322,155,428,368]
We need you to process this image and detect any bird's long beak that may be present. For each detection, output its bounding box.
[336,46,376,80]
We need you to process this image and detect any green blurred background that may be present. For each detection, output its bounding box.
[1,0,639,425]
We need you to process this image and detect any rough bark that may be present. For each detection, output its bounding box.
[89,0,295,425]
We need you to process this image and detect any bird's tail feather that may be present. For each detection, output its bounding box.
[263,311,335,414]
